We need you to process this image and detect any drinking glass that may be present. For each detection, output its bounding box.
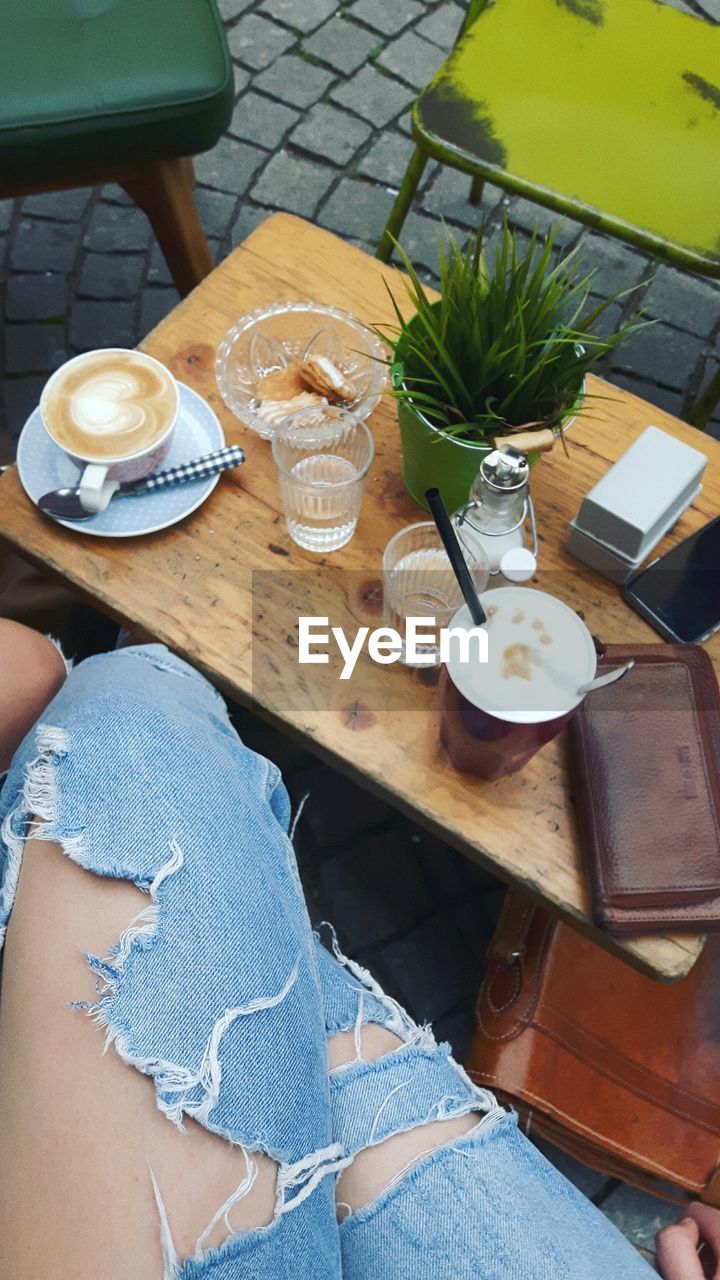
[382,521,489,666]
[272,407,374,552]
[439,589,597,779]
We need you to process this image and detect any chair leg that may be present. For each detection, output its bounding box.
[376,145,429,263]
[685,362,720,431]
[122,157,213,297]
[469,176,485,207]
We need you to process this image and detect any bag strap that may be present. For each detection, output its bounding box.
[476,892,557,1041]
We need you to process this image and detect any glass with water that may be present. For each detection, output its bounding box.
[382,522,489,665]
[272,407,374,552]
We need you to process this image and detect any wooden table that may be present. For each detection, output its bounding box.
[1,213,717,982]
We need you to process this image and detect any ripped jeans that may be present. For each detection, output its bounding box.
[0,645,655,1279]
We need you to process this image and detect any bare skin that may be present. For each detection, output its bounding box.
[656,1205,720,1279]
[0,620,66,771]
[328,1027,479,1217]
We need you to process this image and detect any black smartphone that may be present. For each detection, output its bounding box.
[623,515,720,644]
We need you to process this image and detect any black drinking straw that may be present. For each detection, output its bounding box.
[425,487,487,627]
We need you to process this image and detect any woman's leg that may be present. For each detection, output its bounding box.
[0,644,343,1280]
[0,634,660,1279]
[314,938,658,1280]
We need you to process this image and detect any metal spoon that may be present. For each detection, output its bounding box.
[578,658,635,696]
[38,445,245,520]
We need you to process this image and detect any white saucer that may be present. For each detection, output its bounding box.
[17,382,225,538]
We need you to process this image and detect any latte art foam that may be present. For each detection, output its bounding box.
[42,351,177,460]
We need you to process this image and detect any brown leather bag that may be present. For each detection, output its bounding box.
[468,892,720,1205]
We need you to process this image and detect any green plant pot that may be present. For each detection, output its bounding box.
[392,312,586,513]
[396,398,493,513]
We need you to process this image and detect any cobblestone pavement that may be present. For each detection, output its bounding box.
[3,0,718,1255]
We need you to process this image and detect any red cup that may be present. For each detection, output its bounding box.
[439,588,597,780]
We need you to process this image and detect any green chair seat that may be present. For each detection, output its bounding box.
[1,0,233,187]
[414,0,720,277]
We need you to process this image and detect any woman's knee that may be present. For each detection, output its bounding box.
[0,619,67,771]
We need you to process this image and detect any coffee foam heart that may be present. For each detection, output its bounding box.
[42,351,177,461]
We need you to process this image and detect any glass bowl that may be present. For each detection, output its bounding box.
[215,300,388,440]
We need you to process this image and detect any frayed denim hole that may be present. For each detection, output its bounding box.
[338,1109,514,1231]
[150,1143,349,1279]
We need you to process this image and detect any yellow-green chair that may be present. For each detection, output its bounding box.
[378,0,720,425]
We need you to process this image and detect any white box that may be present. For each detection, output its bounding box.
[566,426,706,583]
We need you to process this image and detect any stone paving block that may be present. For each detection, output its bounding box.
[577,231,648,297]
[218,0,255,19]
[420,165,498,227]
[68,300,136,351]
[610,372,685,420]
[140,288,180,338]
[83,202,152,253]
[78,251,146,300]
[396,108,414,136]
[303,16,380,74]
[289,763,391,847]
[330,64,412,128]
[583,295,625,341]
[290,102,372,164]
[262,0,337,31]
[3,376,47,439]
[230,203,274,247]
[234,64,251,95]
[415,2,465,48]
[319,829,435,949]
[611,323,701,390]
[147,242,174,288]
[379,913,483,1022]
[21,189,92,223]
[254,54,336,108]
[232,720,316,775]
[531,1136,610,1201]
[194,136,267,196]
[227,13,296,69]
[252,150,335,216]
[358,131,417,186]
[5,323,67,375]
[0,200,14,233]
[642,265,720,338]
[351,0,426,37]
[432,1008,474,1062]
[394,208,444,273]
[377,30,444,89]
[319,178,393,243]
[194,187,240,240]
[5,273,69,321]
[100,184,134,207]
[401,825,472,900]
[230,91,299,149]
[600,1183,678,1253]
[449,889,504,965]
[11,218,79,273]
[503,195,582,250]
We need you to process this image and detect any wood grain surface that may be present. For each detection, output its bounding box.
[2,212,717,981]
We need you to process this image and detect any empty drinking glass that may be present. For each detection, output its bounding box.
[272,406,374,552]
[383,521,490,665]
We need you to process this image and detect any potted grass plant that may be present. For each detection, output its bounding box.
[380,221,639,512]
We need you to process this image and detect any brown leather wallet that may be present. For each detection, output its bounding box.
[569,644,720,935]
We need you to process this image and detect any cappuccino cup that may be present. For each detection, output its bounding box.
[439,587,597,779]
[40,348,180,512]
